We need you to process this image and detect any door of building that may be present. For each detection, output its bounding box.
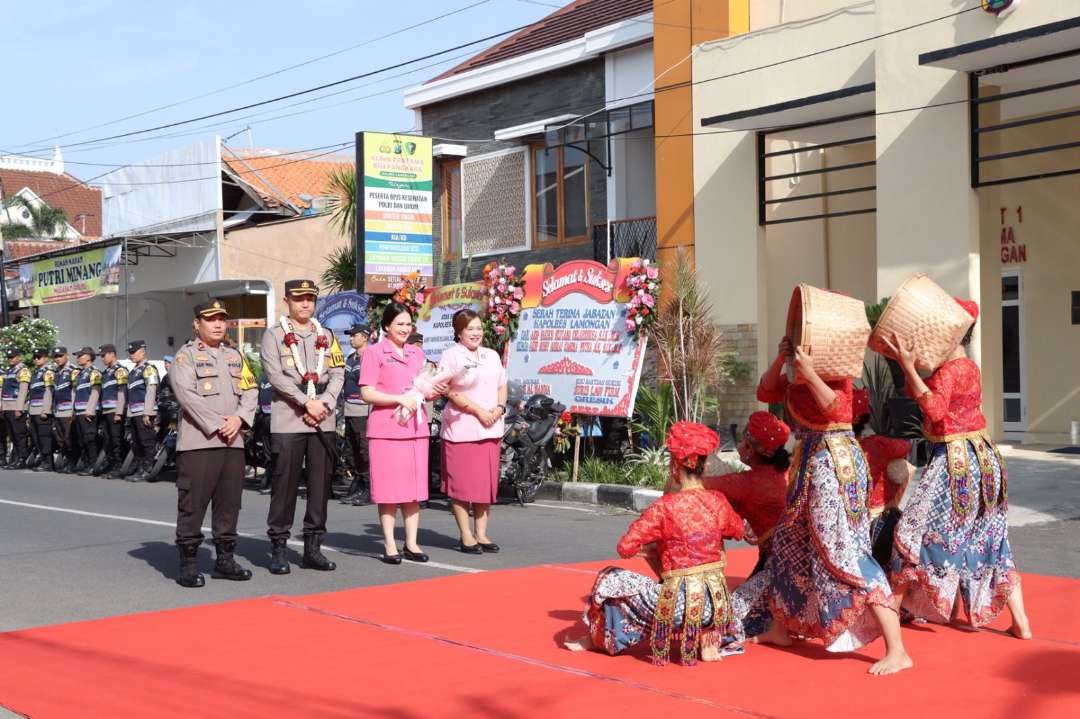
[1000,269,1025,432]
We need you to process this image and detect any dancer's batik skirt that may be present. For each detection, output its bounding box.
[734,429,892,652]
[890,433,1019,626]
[582,563,738,665]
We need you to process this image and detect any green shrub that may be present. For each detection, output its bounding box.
[0,318,59,360]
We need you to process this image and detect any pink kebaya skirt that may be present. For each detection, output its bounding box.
[369,437,429,504]
[441,438,500,504]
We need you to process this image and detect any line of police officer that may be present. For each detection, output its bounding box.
[0,341,160,479]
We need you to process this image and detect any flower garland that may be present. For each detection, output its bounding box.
[481,261,525,349]
[553,410,579,455]
[624,259,660,341]
[280,315,328,399]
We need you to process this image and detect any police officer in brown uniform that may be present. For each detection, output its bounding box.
[2,348,32,469]
[261,279,345,574]
[171,300,258,588]
[27,349,55,472]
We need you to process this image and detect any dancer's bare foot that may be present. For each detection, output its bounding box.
[1008,617,1032,640]
[699,644,723,662]
[868,650,914,676]
[752,622,792,647]
[563,634,594,652]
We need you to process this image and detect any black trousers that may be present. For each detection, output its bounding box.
[101,412,127,464]
[345,415,370,486]
[75,414,99,464]
[3,411,30,461]
[0,414,8,461]
[52,415,76,461]
[128,416,157,462]
[175,448,245,547]
[267,432,334,540]
[31,415,53,460]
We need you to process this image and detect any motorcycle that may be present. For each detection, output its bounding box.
[499,382,564,506]
[117,395,180,481]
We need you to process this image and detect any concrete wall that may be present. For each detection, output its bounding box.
[221,213,347,301]
[421,60,608,284]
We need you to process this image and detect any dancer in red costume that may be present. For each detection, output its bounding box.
[883,299,1031,638]
[704,411,790,576]
[565,422,745,665]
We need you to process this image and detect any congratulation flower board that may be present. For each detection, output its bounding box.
[505,259,648,418]
[414,282,486,364]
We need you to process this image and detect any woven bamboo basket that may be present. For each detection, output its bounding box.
[868,273,974,372]
[785,284,870,383]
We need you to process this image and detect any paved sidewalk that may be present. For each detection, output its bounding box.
[998,446,1080,527]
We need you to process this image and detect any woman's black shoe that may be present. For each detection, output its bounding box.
[458,541,483,555]
[380,552,402,565]
[402,547,429,563]
[478,542,500,554]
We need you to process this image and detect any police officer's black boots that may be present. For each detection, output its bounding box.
[212,541,253,581]
[176,544,205,588]
[341,476,362,503]
[269,538,291,575]
[127,460,151,483]
[301,535,336,571]
[350,482,371,506]
[32,453,54,473]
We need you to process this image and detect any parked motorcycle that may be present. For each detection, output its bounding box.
[499,382,564,506]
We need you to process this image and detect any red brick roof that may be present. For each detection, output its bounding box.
[3,238,83,261]
[221,147,354,211]
[432,0,652,81]
[0,168,102,236]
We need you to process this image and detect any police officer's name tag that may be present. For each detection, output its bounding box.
[286,358,295,367]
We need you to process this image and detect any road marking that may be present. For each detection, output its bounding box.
[530,502,606,514]
[0,498,481,574]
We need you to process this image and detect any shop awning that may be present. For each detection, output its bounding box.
[700,83,875,132]
[919,16,1080,71]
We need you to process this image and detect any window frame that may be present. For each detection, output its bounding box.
[440,159,463,261]
[530,143,590,247]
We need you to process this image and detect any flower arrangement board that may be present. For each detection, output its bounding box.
[505,258,649,418]
[315,290,370,356]
[414,282,486,363]
[358,131,434,294]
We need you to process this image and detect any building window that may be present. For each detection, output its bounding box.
[1072,291,1080,325]
[532,144,589,246]
[441,161,462,260]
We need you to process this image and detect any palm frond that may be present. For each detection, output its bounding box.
[324,167,357,239]
[320,245,356,294]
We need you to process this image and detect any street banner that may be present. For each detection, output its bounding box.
[15,244,123,307]
[357,132,433,294]
[415,282,485,364]
[316,290,369,354]
[506,258,646,417]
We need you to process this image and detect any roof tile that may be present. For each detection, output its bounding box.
[0,169,102,236]
[221,147,354,210]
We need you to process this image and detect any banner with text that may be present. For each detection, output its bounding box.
[16,244,123,307]
[506,258,645,417]
[316,291,369,355]
[415,282,485,364]
[359,132,433,294]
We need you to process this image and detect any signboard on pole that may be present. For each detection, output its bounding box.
[316,290,369,355]
[415,282,485,364]
[505,259,647,418]
[15,244,123,307]
[356,131,433,294]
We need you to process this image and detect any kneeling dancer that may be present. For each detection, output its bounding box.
[734,337,912,676]
[171,300,258,587]
[565,422,744,665]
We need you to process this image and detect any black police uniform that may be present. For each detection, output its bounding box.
[254,373,275,492]
[342,336,371,504]
[28,356,55,470]
[72,356,102,474]
[2,354,32,467]
[98,349,128,476]
[51,348,79,471]
[126,340,159,479]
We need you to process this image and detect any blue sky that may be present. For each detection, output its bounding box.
[0,0,551,180]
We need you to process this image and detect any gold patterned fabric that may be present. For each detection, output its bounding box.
[651,560,734,665]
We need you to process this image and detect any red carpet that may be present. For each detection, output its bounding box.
[1,548,1078,718]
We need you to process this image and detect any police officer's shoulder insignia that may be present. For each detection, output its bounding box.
[115,367,128,383]
[44,370,55,386]
[17,367,31,383]
[328,334,345,369]
[90,369,102,384]
[71,369,80,381]
[238,355,258,391]
[146,365,159,384]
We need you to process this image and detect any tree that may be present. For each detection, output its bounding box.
[0,195,71,239]
[320,246,356,294]
[0,318,59,359]
[324,166,356,239]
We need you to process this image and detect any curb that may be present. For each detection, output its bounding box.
[537,481,660,512]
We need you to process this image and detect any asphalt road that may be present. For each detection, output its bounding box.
[0,450,1077,632]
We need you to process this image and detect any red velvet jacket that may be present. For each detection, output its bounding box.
[704,466,787,541]
[617,489,744,573]
[757,375,854,431]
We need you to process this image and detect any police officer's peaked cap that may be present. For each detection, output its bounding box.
[346,323,372,336]
[75,346,96,359]
[5,347,20,359]
[98,343,117,355]
[127,339,147,354]
[284,279,319,298]
[32,348,49,358]
[194,299,230,319]
[52,346,68,358]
